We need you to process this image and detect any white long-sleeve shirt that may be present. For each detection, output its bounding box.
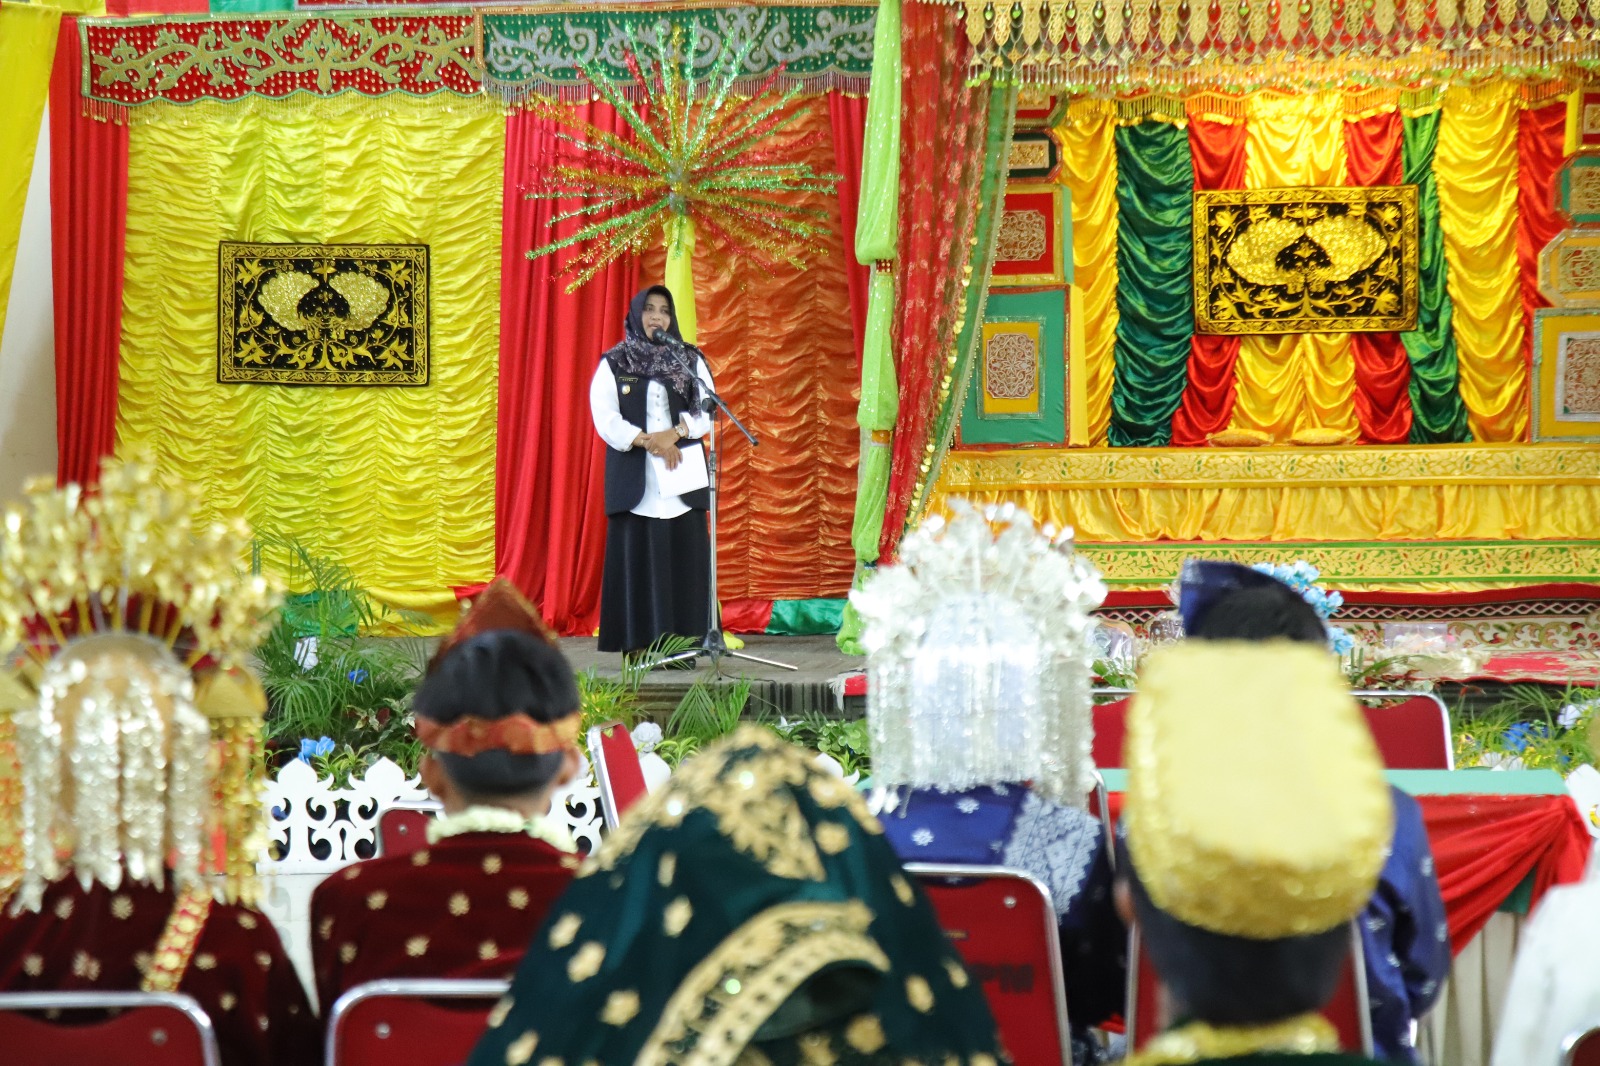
[589,356,714,519]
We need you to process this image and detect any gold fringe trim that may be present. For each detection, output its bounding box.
[1056,77,1582,129]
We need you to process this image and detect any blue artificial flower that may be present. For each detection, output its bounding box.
[1500,722,1549,752]
[1327,625,1356,655]
[347,668,369,684]
[298,736,336,763]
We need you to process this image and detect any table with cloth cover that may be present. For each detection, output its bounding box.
[1097,768,1592,1066]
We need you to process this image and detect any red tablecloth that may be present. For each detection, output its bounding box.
[1104,792,1590,955]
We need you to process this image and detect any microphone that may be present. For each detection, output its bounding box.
[651,328,683,347]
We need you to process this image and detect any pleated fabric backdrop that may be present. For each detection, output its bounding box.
[1060,86,1567,446]
[114,98,504,616]
[54,72,866,624]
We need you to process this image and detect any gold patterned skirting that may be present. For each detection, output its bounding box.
[930,444,1600,590]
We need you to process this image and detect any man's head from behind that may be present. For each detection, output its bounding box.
[414,629,582,815]
[1112,643,1393,1029]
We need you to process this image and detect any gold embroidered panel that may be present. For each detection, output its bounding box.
[1192,185,1419,335]
[218,242,430,387]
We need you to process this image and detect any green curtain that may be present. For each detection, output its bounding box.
[767,598,848,636]
[1109,123,1194,447]
[1402,111,1473,444]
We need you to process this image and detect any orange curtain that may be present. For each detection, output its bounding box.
[1517,102,1567,373]
[641,99,859,601]
[1169,109,1247,445]
[1343,110,1413,443]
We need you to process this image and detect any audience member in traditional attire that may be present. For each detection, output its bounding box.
[310,579,582,1012]
[1179,561,1450,1065]
[852,499,1125,1063]
[0,458,317,1066]
[468,727,1008,1066]
[1489,849,1600,1066]
[1115,642,1394,1066]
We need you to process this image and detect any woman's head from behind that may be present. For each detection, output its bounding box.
[414,629,582,813]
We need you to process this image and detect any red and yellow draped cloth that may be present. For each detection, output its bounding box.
[1054,84,1570,447]
[51,10,866,629]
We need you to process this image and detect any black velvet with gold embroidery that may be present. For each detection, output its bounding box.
[217,242,429,386]
[468,728,1009,1066]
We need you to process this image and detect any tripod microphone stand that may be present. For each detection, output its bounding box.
[647,333,797,675]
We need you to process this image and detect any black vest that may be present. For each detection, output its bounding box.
[603,355,710,515]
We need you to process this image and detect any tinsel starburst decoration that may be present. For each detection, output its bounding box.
[526,25,841,292]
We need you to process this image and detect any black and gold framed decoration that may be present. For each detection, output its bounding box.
[218,242,430,386]
[1191,185,1418,335]
[1007,131,1059,181]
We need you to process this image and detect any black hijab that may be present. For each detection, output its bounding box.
[602,285,702,404]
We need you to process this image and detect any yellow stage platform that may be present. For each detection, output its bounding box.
[931,444,1600,591]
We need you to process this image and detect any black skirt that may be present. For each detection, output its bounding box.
[597,510,712,653]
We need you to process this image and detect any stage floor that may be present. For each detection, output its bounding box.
[558,634,864,718]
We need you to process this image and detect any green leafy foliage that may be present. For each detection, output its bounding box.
[765,714,873,777]
[667,675,753,745]
[251,536,431,784]
[1452,684,1598,772]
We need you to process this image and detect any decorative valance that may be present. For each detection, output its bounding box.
[476,2,877,101]
[80,14,480,117]
[915,0,1600,93]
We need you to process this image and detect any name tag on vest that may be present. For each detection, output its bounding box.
[616,374,639,395]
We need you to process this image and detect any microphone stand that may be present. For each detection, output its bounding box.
[646,332,797,675]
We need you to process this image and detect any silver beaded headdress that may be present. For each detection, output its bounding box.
[851,499,1106,806]
[0,457,282,910]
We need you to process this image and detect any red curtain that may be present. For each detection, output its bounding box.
[1420,792,1591,953]
[877,2,991,560]
[1344,111,1413,443]
[1169,112,1247,446]
[1517,103,1567,376]
[495,104,639,636]
[828,93,870,366]
[50,17,127,488]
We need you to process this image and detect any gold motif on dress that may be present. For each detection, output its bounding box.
[587,730,882,883]
[1193,185,1419,334]
[636,901,889,1066]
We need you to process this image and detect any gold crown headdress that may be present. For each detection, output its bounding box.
[0,456,282,910]
[851,499,1107,805]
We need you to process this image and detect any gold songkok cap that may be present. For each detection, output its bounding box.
[1124,642,1393,939]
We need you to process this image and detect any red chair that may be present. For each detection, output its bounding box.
[325,978,509,1066]
[376,800,442,858]
[1091,688,1134,769]
[588,720,649,829]
[0,990,221,1066]
[1351,690,1454,769]
[1126,920,1373,1055]
[1564,1021,1600,1066]
[906,863,1072,1066]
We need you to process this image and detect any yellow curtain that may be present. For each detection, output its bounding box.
[1057,101,1120,445]
[1227,92,1359,441]
[1435,84,1529,441]
[0,4,61,345]
[116,97,504,615]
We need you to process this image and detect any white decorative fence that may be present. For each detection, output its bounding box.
[257,755,608,1000]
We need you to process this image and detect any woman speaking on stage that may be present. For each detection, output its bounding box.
[588,285,715,656]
